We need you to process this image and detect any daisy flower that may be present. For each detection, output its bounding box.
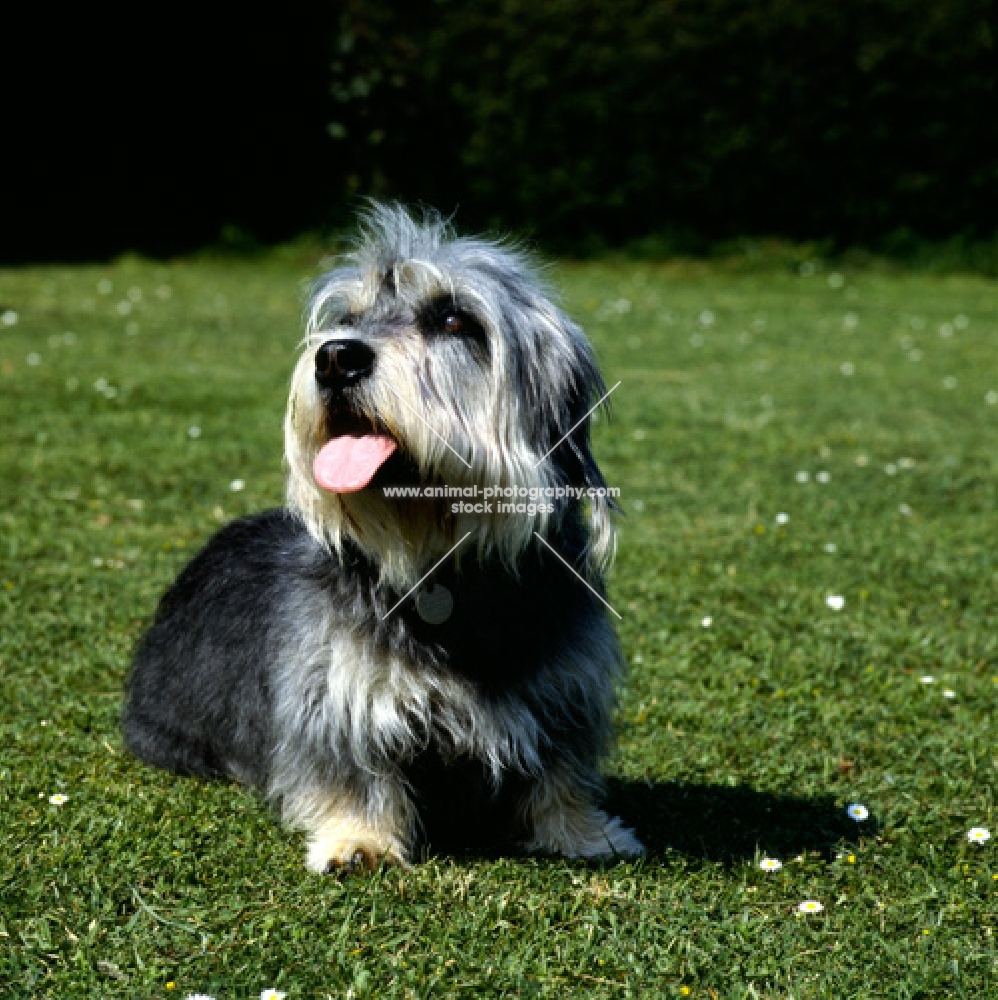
[185,995,216,1000]
[48,793,69,806]
[967,828,991,844]
[759,858,783,871]
[797,900,824,914]
[260,991,287,1000]
[919,675,935,684]
[826,595,845,611]
[230,479,246,492]
[701,616,712,628]
[816,471,831,483]
[899,504,913,516]
[775,511,789,525]
[846,803,869,822]
[942,689,956,699]
[796,471,810,483]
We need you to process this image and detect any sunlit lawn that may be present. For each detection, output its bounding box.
[1,248,997,997]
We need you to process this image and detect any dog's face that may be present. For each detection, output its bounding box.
[285,204,614,588]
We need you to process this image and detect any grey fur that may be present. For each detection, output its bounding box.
[123,203,643,867]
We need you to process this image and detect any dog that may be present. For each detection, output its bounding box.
[123,203,644,871]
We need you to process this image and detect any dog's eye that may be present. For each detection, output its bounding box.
[442,311,466,334]
[421,302,487,348]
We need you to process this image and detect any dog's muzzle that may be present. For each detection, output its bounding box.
[315,339,375,389]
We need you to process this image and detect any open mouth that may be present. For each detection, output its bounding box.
[313,411,399,493]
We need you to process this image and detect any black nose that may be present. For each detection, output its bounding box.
[314,339,376,388]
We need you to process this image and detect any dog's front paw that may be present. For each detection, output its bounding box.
[588,814,646,860]
[306,821,408,873]
[525,808,645,861]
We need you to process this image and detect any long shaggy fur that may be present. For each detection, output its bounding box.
[123,203,642,869]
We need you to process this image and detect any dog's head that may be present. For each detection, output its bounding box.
[285,203,615,588]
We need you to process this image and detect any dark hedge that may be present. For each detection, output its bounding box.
[4,0,996,258]
[330,0,998,248]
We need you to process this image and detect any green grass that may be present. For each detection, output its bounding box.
[1,251,996,999]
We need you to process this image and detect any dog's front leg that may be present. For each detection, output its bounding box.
[292,779,414,873]
[520,765,644,861]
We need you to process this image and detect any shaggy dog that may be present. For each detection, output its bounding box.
[123,204,643,871]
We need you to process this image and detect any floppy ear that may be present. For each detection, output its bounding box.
[555,400,617,577]
[545,348,618,578]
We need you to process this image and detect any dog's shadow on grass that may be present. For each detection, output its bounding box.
[605,778,865,864]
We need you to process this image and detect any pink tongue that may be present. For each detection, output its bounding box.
[313,435,397,493]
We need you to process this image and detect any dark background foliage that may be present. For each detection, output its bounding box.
[4,0,996,260]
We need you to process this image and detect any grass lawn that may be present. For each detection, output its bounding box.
[1,248,997,998]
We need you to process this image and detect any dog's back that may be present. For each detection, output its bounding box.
[123,510,303,785]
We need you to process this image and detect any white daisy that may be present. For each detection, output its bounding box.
[967,827,991,844]
[846,803,869,822]
[942,689,956,699]
[826,595,845,611]
[816,471,831,483]
[1,309,18,326]
[840,362,855,376]
[260,991,287,1000]
[885,463,898,475]
[188,425,202,439]
[184,994,216,1000]
[701,616,713,628]
[48,793,69,806]
[824,543,837,553]
[899,504,913,516]
[230,479,246,492]
[919,676,935,684]
[796,471,810,483]
[775,512,789,525]
[759,858,783,871]
[797,900,824,914]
